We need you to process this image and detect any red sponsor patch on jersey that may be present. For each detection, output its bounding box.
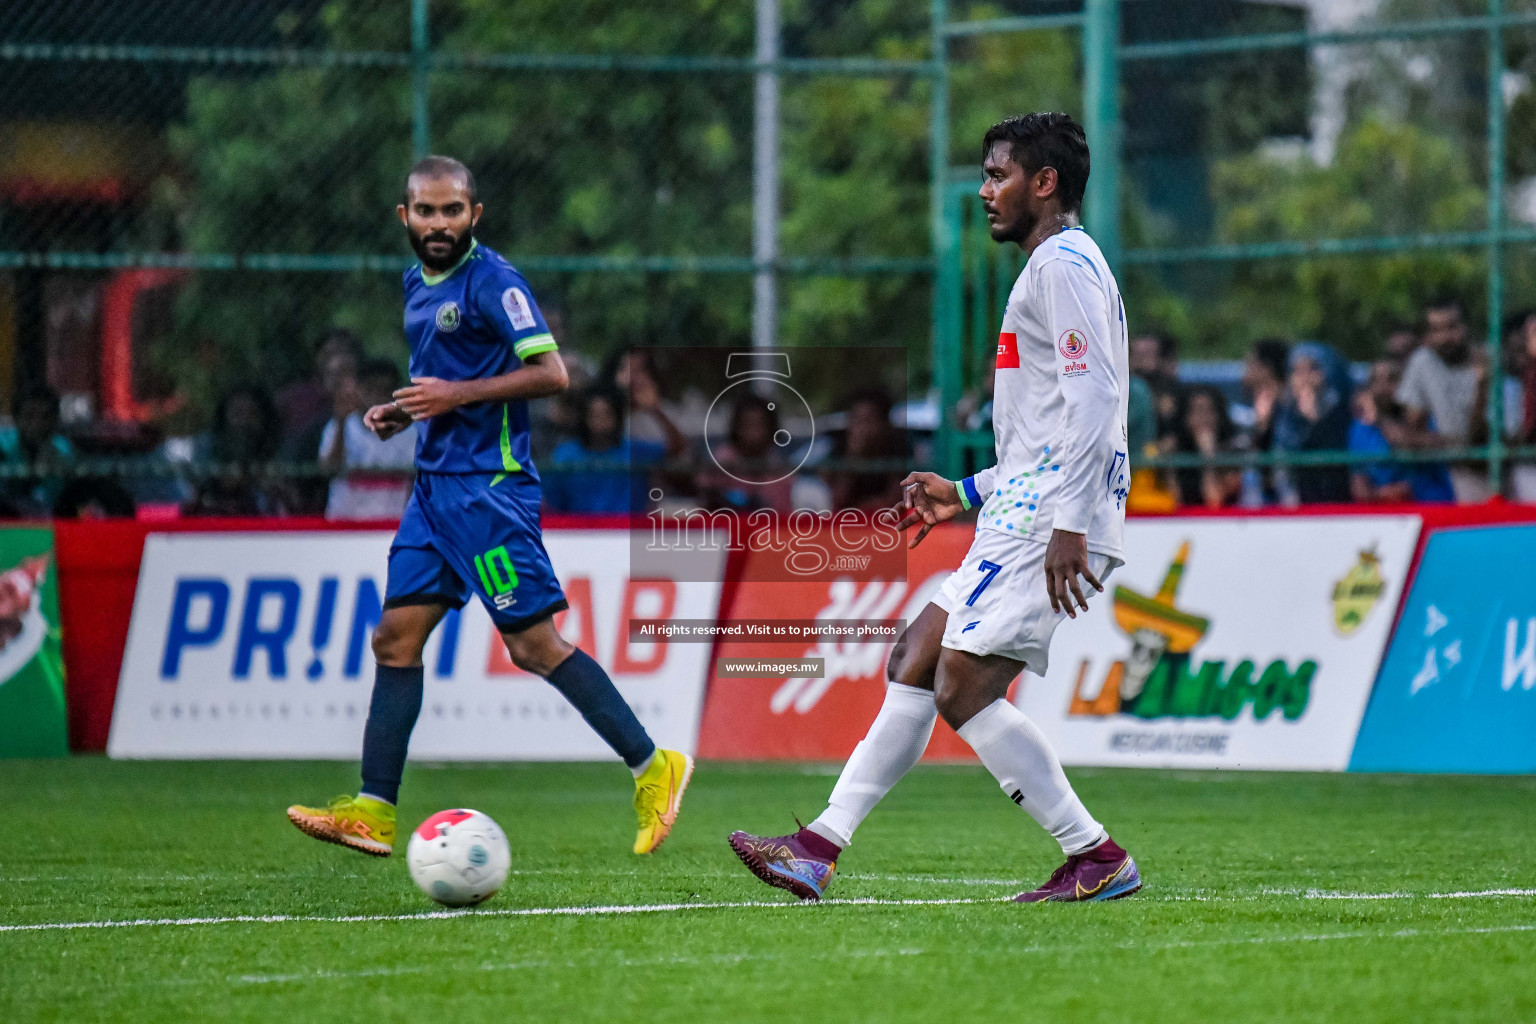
[996,331,1019,369]
[1058,329,1088,361]
[416,808,474,840]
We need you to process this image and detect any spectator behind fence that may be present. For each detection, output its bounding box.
[1130,331,1182,451]
[52,476,136,519]
[1383,322,1420,368]
[1172,385,1243,509]
[0,383,76,515]
[605,347,707,448]
[278,329,364,450]
[1272,343,1352,504]
[279,330,365,514]
[186,384,289,516]
[697,393,795,513]
[1231,337,1289,505]
[1349,360,1455,503]
[1394,298,1489,502]
[543,383,683,514]
[320,358,417,520]
[827,388,906,512]
[1509,309,1536,502]
[1124,372,1177,511]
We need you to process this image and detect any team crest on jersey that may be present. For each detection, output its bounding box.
[1058,329,1088,360]
[435,301,461,332]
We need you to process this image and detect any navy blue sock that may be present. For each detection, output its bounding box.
[359,664,425,804]
[545,648,656,768]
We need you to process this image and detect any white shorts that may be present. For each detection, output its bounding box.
[932,529,1118,675]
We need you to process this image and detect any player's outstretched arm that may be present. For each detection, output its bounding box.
[895,471,963,548]
[392,351,570,421]
[895,464,999,546]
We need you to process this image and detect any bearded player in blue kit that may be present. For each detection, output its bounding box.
[288,156,692,857]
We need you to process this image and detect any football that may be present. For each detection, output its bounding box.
[406,809,512,907]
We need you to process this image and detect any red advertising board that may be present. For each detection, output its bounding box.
[697,525,982,761]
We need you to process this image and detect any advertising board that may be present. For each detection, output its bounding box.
[108,531,722,760]
[1351,524,1536,773]
[699,516,1420,770]
[1020,516,1421,770]
[0,527,67,758]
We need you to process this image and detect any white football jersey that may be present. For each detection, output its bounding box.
[958,227,1129,561]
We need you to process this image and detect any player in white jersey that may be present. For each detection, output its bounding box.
[729,113,1140,903]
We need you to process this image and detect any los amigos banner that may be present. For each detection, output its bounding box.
[698,516,1421,771]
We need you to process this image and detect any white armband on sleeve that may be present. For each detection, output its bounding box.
[959,466,997,510]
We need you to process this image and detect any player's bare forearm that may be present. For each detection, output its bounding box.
[393,352,569,420]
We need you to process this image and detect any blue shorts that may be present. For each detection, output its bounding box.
[385,471,567,632]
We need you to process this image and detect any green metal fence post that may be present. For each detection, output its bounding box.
[411,0,431,160]
[1083,0,1121,272]
[932,0,962,478]
[1488,0,1507,495]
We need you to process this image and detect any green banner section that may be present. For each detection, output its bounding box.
[0,527,66,758]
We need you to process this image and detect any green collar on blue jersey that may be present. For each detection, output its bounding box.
[418,238,479,286]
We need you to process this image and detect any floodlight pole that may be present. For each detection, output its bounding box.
[753,0,781,351]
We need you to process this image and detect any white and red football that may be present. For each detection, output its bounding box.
[406,808,511,907]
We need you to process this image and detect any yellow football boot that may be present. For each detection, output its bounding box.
[286,794,396,857]
[632,749,693,854]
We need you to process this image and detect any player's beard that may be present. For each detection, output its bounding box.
[409,225,474,273]
[991,206,1036,246]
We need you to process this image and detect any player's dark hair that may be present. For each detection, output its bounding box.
[405,155,477,205]
[1251,338,1290,384]
[577,383,627,449]
[982,113,1090,214]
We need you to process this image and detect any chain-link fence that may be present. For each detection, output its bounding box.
[938,0,1536,506]
[2,0,948,517]
[12,1,1536,516]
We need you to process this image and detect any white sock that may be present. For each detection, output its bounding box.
[807,683,937,847]
[357,792,395,807]
[630,751,657,779]
[956,699,1106,856]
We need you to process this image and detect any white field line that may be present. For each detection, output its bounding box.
[2,885,1535,935]
[231,921,1536,987]
[0,896,999,933]
[1301,887,1536,900]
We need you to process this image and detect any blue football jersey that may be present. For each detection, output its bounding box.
[401,240,558,476]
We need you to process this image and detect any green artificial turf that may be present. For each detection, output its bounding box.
[1,759,1532,1023]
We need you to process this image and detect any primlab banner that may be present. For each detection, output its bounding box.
[1351,524,1536,773]
[108,531,722,759]
[1019,516,1421,771]
[0,527,66,758]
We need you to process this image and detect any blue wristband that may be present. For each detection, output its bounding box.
[960,475,983,510]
